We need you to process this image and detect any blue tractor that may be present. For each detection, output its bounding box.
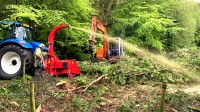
[0,21,48,79]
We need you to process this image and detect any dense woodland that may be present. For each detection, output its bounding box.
[0,0,200,111]
[0,0,200,60]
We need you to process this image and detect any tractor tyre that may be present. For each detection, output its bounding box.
[24,49,34,76]
[0,45,32,79]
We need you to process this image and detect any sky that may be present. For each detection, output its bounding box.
[195,0,200,2]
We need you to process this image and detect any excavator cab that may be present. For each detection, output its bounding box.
[108,37,123,57]
[89,16,124,62]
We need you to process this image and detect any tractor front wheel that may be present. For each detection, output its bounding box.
[0,45,24,79]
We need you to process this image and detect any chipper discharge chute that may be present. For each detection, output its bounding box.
[43,24,80,78]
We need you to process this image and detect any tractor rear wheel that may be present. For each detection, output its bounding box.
[0,45,30,79]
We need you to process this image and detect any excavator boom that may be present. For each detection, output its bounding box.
[89,16,108,60]
[89,16,124,62]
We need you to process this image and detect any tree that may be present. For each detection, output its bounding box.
[108,0,200,51]
[109,0,180,51]
[0,0,94,60]
[169,0,200,49]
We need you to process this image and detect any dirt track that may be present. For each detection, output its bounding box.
[168,84,200,94]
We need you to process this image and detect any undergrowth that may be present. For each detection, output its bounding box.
[168,48,200,71]
[79,56,195,85]
[0,49,200,111]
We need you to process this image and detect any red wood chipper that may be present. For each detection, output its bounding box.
[43,24,80,78]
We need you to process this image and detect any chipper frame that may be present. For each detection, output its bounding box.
[43,24,80,78]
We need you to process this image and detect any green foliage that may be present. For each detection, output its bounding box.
[71,95,91,111]
[118,104,134,112]
[99,0,200,52]
[168,48,200,71]
[79,56,193,85]
[1,0,200,59]
[79,61,110,75]
[0,77,28,94]
[165,91,200,111]
[117,90,200,112]
[109,1,178,51]
[76,76,89,86]
[118,99,138,112]
[0,0,93,60]
[0,0,200,60]
[169,1,200,49]
[95,86,109,97]
[0,77,30,111]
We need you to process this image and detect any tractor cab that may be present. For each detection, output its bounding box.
[0,21,48,52]
[14,24,34,41]
[0,21,34,41]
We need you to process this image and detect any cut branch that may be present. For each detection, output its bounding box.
[75,75,107,92]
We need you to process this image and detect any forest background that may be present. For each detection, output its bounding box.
[1,0,200,60]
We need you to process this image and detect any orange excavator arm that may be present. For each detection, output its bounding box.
[88,16,108,61]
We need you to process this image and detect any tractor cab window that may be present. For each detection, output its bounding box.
[15,26,33,41]
[24,27,33,41]
[15,26,26,40]
[29,28,36,41]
